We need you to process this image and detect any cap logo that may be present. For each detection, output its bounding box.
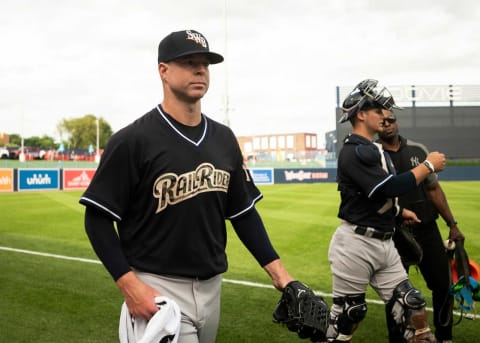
[186,30,207,48]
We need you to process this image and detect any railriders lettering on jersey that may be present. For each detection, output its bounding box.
[153,163,230,213]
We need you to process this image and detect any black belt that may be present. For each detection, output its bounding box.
[354,226,393,240]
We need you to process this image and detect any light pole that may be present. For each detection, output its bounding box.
[19,135,25,162]
[223,0,230,127]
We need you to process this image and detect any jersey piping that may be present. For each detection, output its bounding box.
[368,174,394,198]
[79,196,122,221]
[156,105,207,146]
[228,193,263,220]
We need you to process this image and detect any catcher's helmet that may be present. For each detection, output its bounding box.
[339,79,402,123]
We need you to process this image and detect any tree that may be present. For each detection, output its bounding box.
[8,134,22,146]
[24,135,56,148]
[58,115,113,149]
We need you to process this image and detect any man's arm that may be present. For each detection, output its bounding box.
[263,259,294,291]
[410,151,446,185]
[84,207,160,320]
[84,207,130,280]
[380,151,446,197]
[426,180,465,241]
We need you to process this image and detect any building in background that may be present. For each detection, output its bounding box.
[236,132,321,164]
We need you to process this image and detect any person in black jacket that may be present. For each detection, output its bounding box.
[378,109,465,343]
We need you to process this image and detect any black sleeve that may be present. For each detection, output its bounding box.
[84,206,131,281]
[230,208,279,267]
[378,171,417,197]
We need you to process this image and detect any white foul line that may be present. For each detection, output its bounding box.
[1,245,478,320]
[0,245,101,264]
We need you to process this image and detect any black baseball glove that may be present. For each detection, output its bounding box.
[273,281,329,342]
[393,224,423,266]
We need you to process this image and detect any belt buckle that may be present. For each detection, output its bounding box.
[364,227,375,238]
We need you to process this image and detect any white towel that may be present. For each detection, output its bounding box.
[119,296,181,343]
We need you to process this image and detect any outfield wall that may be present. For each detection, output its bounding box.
[0,168,96,192]
[250,167,480,184]
[1,166,479,192]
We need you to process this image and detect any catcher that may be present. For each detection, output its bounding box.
[273,281,330,342]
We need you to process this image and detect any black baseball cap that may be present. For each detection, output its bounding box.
[157,30,224,64]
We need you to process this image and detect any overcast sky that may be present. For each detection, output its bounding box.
[1,0,479,146]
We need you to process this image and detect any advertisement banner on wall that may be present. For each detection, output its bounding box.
[274,168,337,183]
[63,169,96,190]
[0,168,14,192]
[18,169,60,191]
[250,168,274,185]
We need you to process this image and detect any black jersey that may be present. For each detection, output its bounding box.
[80,106,262,279]
[336,133,398,231]
[382,136,438,223]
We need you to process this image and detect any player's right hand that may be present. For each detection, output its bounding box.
[116,271,162,320]
[426,151,446,172]
[401,208,421,225]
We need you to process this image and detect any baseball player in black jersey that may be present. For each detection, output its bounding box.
[378,109,465,343]
[79,29,294,343]
[327,79,446,343]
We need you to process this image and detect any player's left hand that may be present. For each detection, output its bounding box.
[448,224,465,242]
[273,281,329,342]
[263,259,294,291]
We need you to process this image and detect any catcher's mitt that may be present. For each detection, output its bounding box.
[393,224,423,266]
[273,281,329,342]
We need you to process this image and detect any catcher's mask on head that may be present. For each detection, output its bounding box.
[339,79,402,123]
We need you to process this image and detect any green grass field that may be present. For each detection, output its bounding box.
[1,182,479,342]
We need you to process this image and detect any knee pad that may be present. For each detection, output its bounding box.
[387,280,435,342]
[388,279,426,323]
[330,294,367,338]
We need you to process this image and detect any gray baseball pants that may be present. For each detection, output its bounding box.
[131,271,222,343]
[328,221,408,310]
